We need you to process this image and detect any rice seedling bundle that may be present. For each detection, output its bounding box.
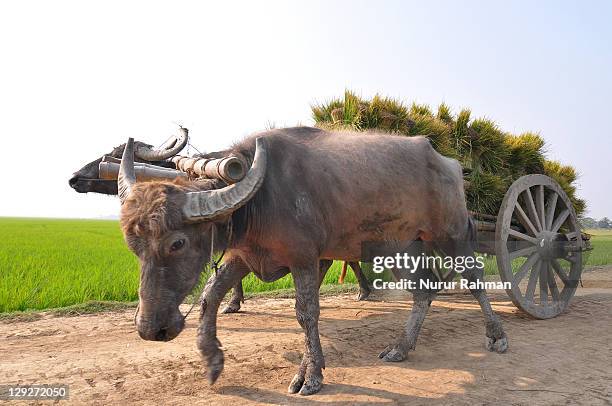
[312,90,584,216]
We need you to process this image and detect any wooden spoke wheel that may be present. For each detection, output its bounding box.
[495,175,583,319]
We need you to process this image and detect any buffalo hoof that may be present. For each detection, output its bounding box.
[221,301,241,314]
[299,375,323,396]
[202,339,225,385]
[486,335,508,353]
[378,344,407,362]
[288,374,305,394]
[288,372,323,395]
[357,289,371,301]
[206,346,225,384]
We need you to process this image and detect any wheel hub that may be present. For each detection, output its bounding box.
[536,231,563,260]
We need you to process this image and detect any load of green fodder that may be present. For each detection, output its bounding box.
[312,90,585,216]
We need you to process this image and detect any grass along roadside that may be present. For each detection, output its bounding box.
[0,218,139,313]
[5,263,610,323]
[1,218,611,314]
[582,229,612,266]
[0,284,362,323]
[0,218,373,313]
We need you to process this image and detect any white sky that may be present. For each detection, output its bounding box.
[0,0,610,219]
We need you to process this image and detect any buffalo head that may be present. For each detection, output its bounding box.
[117,137,267,341]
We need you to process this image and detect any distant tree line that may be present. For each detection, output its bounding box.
[580,217,612,229]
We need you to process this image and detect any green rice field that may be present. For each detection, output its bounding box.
[1,217,611,313]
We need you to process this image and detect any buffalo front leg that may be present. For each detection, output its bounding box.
[221,280,244,314]
[317,260,333,288]
[197,258,250,384]
[288,263,325,395]
[349,262,371,300]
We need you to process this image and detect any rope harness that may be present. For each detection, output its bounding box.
[181,223,227,321]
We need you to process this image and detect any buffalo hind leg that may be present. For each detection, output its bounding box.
[288,263,325,395]
[443,239,508,353]
[379,289,435,362]
[379,241,435,362]
[197,258,250,384]
[221,281,244,314]
[462,262,508,353]
[349,262,371,300]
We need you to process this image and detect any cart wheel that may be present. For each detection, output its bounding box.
[495,175,583,319]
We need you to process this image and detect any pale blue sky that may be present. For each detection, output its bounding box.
[0,0,610,218]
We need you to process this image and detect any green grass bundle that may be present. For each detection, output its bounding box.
[467,118,511,174]
[506,132,546,176]
[544,160,586,215]
[312,90,585,216]
[451,109,472,150]
[407,108,457,158]
[437,103,453,124]
[465,171,509,215]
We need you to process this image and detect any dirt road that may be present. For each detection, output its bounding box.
[2,268,611,405]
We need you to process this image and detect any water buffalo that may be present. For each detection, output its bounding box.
[68,139,372,309]
[115,126,507,395]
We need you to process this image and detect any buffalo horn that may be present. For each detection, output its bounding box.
[134,127,189,161]
[118,138,137,204]
[182,137,267,221]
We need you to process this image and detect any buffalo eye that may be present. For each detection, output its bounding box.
[170,239,185,252]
